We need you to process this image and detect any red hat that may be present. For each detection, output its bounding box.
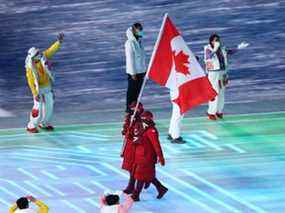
[141,111,153,121]
[129,102,144,114]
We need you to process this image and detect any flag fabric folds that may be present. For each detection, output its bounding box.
[148,15,217,114]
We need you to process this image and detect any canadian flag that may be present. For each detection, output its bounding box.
[148,15,217,114]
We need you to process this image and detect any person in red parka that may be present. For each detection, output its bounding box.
[131,111,168,201]
[121,102,144,194]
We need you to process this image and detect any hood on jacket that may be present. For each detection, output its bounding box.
[25,47,40,69]
[126,27,137,41]
[28,47,40,58]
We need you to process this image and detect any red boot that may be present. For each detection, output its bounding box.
[216,113,223,119]
[26,127,39,133]
[207,113,217,120]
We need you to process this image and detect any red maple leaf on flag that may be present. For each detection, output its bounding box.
[173,50,190,75]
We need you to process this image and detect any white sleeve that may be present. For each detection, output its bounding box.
[125,41,136,75]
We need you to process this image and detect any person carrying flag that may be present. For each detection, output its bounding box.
[131,111,168,201]
[121,102,145,195]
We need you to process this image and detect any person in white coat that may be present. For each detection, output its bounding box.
[167,55,201,144]
[125,22,146,113]
[204,33,249,120]
[167,90,186,144]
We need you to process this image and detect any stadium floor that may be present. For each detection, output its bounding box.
[1,111,284,212]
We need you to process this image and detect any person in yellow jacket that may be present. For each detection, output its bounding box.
[9,196,49,213]
[26,33,64,133]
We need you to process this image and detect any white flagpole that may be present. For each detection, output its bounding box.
[131,13,169,123]
[121,13,169,156]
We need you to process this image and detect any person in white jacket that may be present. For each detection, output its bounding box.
[9,196,49,213]
[125,22,146,113]
[167,89,186,144]
[204,33,249,120]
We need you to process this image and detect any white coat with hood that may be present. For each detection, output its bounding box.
[125,27,146,75]
[204,44,229,115]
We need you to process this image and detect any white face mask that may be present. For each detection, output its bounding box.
[214,41,220,47]
[32,53,42,61]
[213,41,221,51]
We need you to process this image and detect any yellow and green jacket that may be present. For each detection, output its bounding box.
[9,199,49,213]
[26,41,61,96]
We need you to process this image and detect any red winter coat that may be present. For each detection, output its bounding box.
[121,116,144,172]
[133,125,165,182]
[121,137,135,172]
[122,114,131,136]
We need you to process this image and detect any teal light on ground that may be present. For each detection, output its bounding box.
[0,112,284,212]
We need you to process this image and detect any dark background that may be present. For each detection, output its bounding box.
[0,0,284,128]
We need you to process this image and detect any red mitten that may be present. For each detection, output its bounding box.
[122,115,131,135]
[31,109,39,118]
[159,158,165,166]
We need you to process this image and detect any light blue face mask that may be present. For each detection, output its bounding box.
[137,30,144,38]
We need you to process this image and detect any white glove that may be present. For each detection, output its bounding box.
[237,42,249,49]
[213,41,220,52]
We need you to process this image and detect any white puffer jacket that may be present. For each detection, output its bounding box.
[204,44,228,71]
[125,27,146,75]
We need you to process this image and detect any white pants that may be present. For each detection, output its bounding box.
[27,87,54,129]
[207,71,226,115]
[169,102,184,139]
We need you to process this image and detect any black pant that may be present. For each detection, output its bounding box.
[126,73,145,113]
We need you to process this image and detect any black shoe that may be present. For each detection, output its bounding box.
[171,137,186,144]
[123,188,133,195]
[167,134,173,141]
[216,113,224,119]
[144,182,150,189]
[39,124,54,131]
[131,194,140,202]
[157,186,168,199]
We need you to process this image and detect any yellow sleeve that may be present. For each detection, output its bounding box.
[26,68,38,97]
[35,200,49,213]
[43,41,61,59]
[9,203,18,213]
